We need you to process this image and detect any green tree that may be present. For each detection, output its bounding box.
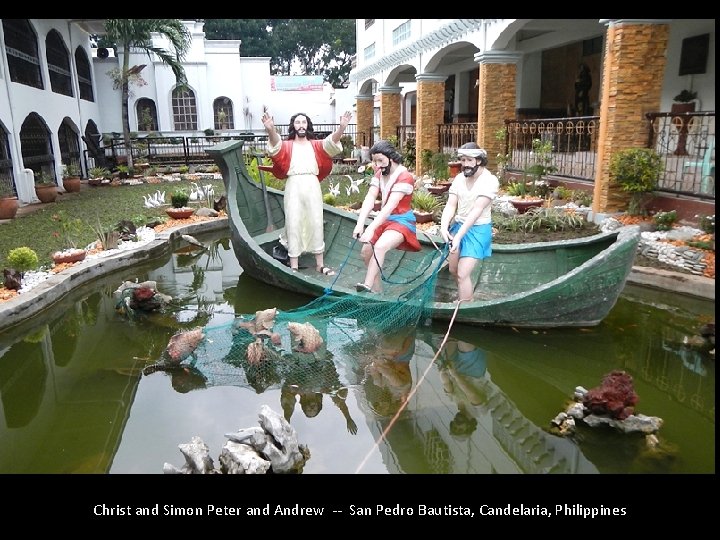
[103,19,191,170]
[201,19,274,57]
[202,19,356,88]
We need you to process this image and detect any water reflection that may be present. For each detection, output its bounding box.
[0,230,714,474]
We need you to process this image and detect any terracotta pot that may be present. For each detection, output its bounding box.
[35,184,58,203]
[448,162,462,177]
[52,249,86,265]
[166,208,195,220]
[413,210,435,224]
[510,198,544,214]
[63,177,82,192]
[427,184,450,195]
[0,196,19,220]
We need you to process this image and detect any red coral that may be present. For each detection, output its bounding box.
[583,370,638,420]
[132,287,156,301]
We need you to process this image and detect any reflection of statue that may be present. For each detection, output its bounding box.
[574,63,592,116]
[438,339,489,439]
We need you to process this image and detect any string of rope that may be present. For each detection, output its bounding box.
[354,298,464,474]
[322,237,359,294]
[369,236,447,287]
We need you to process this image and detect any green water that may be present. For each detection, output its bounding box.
[0,231,714,474]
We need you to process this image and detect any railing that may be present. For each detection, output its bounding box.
[438,123,478,155]
[504,116,600,181]
[94,125,362,169]
[646,111,715,199]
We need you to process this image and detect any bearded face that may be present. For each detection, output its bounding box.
[293,115,308,138]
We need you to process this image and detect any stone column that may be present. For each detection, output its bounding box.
[475,51,522,173]
[355,95,374,148]
[593,19,669,215]
[378,86,402,142]
[415,74,447,175]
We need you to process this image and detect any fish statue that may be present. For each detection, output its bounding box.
[164,327,205,364]
[181,234,205,249]
[247,338,266,365]
[235,308,277,335]
[287,322,323,353]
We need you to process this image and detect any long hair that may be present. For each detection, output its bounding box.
[369,139,403,164]
[287,112,316,140]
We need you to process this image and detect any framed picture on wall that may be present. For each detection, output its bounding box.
[678,33,709,76]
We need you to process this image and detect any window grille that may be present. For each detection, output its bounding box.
[172,87,198,131]
[75,47,94,101]
[3,19,43,89]
[392,20,411,46]
[46,30,73,97]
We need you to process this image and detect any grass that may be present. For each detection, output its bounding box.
[0,178,226,269]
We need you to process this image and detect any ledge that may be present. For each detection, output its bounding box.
[0,218,229,333]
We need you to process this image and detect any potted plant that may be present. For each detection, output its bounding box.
[411,190,441,223]
[609,147,664,216]
[88,166,110,186]
[448,150,462,177]
[507,138,555,213]
[0,177,19,220]
[34,170,59,203]
[672,89,697,113]
[3,246,39,289]
[167,188,194,219]
[51,210,88,264]
[62,162,82,193]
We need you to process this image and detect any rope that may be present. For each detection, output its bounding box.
[369,240,448,287]
[354,298,464,474]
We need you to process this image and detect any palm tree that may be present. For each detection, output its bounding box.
[103,19,191,170]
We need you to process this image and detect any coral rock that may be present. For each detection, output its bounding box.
[583,370,638,420]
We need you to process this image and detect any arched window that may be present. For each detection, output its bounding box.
[58,119,81,170]
[172,86,198,131]
[20,113,55,179]
[46,29,73,97]
[136,98,158,131]
[214,97,234,130]
[75,46,94,101]
[0,125,16,197]
[2,19,43,89]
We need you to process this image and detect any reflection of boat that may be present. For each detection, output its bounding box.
[357,338,599,474]
[208,140,640,327]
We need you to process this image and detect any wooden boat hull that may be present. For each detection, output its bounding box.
[207,140,640,327]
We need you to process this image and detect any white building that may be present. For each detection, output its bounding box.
[1,19,354,205]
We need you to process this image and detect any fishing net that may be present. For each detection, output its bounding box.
[148,243,449,394]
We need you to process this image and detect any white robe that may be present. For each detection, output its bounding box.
[268,137,342,258]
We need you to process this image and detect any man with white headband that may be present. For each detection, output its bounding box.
[439,142,499,302]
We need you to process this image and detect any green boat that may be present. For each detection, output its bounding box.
[207,140,640,328]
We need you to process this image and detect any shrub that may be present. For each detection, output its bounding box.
[609,147,663,215]
[696,214,715,234]
[653,210,678,231]
[6,246,39,274]
[170,189,190,208]
[412,190,441,213]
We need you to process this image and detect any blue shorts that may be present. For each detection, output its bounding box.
[454,347,487,378]
[449,221,492,260]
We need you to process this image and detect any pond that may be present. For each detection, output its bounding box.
[0,229,714,475]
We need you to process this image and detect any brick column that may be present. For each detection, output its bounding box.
[475,52,521,173]
[593,20,669,215]
[379,86,402,142]
[415,74,447,175]
[355,95,374,148]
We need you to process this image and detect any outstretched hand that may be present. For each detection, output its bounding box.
[261,111,275,132]
[339,111,352,128]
